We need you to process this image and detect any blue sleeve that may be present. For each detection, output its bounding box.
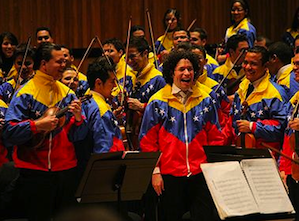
[254,98,287,142]
[84,102,116,153]
[3,94,34,146]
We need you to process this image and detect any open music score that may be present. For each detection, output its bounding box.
[201,158,294,220]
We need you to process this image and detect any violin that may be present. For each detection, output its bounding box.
[20,94,92,149]
[289,101,299,180]
[236,101,256,148]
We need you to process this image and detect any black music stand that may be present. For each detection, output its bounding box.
[203,145,295,221]
[75,151,160,213]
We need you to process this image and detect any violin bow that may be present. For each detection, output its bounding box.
[186,19,197,32]
[261,142,299,165]
[146,9,159,69]
[8,36,32,104]
[121,16,132,106]
[214,48,247,93]
[156,21,171,54]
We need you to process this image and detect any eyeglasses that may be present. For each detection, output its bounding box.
[127,52,141,60]
[37,36,50,41]
[231,8,244,12]
[16,61,33,66]
[191,37,200,42]
[293,61,299,68]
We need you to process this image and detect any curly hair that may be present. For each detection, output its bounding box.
[163,51,200,85]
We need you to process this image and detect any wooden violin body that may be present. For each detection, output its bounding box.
[20,95,92,149]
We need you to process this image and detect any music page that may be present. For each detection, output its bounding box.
[241,158,294,214]
[201,161,259,219]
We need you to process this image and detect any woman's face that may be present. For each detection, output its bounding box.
[165,12,178,31]
[2,37,16,58]
[231,2,246,24]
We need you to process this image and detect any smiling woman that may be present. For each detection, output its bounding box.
[224,0,256,48]
[0,32,18,83]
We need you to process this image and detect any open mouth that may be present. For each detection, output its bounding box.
[181,79,191,83]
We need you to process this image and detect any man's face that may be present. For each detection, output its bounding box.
[173,59,195,91]
[36,30,53,46]
[103,44,123,64]
[173,31,189,48]
[190,32,205,46]
[127,47,147,73]
[293,54,299,82]
[14,55,34,80]
[230,41,249,65]
[61,69,79,92]
[191,49,207,75]
[242,52,267,83]
[61,47,74,67]
[99,72,117,99]
[43,50,66,80]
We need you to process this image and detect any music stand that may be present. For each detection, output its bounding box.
[203,145,295,221]
[75,151,160,212]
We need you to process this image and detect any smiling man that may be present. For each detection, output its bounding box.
[82,56,124,154]
[126,37,165,116]
[139,50,224,221]
[36,27,54,46]
[227,46,287,152]
[3,43,87,221]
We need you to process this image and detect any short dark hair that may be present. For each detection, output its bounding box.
[87,56,115,90]
[176,42,192,52]
[163,51,200,85]
[35,27,52,38]
[226,34,248,52]
[256,35,272,48]
[34,43,61,70]
[190,45,207,59]
[172,27,190,38]
[191,28,208,40]
[268,42,293,65]
[14,43,36,61]
[131,25,145,36]
[128,37,150,53]
[247,46,269,65]
[103,38,125,52]
[60,45,74,56]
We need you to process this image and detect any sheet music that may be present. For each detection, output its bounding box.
[241,158,294,214]
[201,162,259,219]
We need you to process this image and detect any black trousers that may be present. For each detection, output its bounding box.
[287,175,299,221]
[14,167,78,221]
[160,173,215,221]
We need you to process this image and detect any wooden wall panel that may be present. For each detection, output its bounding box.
[0,0,298,49]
